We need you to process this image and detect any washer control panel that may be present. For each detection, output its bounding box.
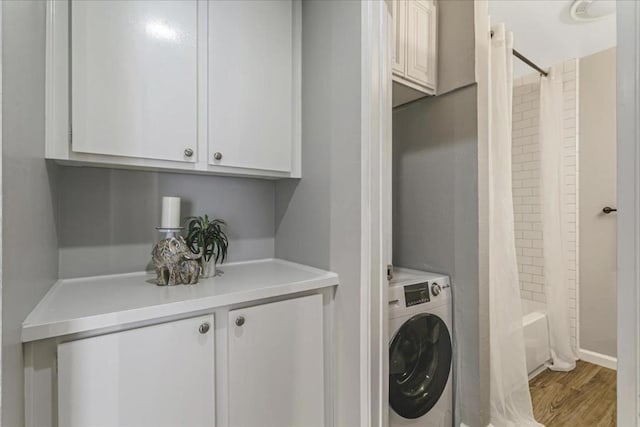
[404,282,431,306]
[388,268,451,317]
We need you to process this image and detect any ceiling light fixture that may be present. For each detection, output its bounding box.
[570,0,615,23]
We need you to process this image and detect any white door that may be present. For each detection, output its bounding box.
[579,48,617,359]
[58,315,215,427]
[228,294,324,427]
[405,0,436,90]
[209,0,293,173]
[391,0,406,76]
[71,1,198,162]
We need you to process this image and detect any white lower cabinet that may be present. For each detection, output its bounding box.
[57,315,215,427]
[228,294,325,427]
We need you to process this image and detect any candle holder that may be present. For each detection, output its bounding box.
[155,226,184,237]
[151,227,201,286]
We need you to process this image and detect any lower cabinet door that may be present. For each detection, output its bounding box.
[58,315,215,427]
[228,294,324,427]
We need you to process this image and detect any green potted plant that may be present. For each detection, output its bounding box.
[185,215,228,278]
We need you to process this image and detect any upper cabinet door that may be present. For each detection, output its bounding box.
[209,0,293,173]
[405,0,437,90]
[71,1,198,163]
[392,0,406,76]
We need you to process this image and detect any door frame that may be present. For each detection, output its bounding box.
[360,1,392,427]
[362,1,640,426]
[616,1,640,425]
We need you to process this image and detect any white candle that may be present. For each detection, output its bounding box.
[161,197,181,228]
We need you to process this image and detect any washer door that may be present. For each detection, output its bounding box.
[389,313,452,419]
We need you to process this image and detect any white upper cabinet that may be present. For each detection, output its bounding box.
[46,0,301,178]
[406,0,437,89]
[71,1,198,163]
[392,0,437,105]
[209,1,294,173]
[392,0,406,75]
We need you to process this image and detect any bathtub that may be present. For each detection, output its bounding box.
[522,299,551,377]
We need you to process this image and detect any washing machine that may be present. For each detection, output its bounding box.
[388,268,453,427]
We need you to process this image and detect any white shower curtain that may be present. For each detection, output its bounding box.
[539,67,577,371]
[489,24,542,427]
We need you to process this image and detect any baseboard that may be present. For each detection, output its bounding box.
[528,363,550,380]
[578,348,617,370]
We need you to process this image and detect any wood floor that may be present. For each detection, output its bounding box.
[529,360,616,426]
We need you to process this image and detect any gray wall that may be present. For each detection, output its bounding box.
[579,47,617,357]
[437,0,476,95]
[2,2,59,425]
[275,1,362,425]
[393,85,485,426]
[58,167,276,278]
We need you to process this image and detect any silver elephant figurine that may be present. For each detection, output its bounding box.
[151,235,201,286]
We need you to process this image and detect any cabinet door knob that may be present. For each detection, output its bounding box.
[235,316,245,327]
[184,148,194,157]
[198,322,210,334]
[213,152,223,161]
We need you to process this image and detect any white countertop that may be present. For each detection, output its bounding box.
[22,258,338,342]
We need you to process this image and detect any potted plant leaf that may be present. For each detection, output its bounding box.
[185,215,228,278]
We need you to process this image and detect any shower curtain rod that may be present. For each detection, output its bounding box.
[490,31,549,77]
[512,49,549,77]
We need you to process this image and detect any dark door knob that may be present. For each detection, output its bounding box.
[602,206,617,214]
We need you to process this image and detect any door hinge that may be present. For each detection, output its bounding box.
[387,264,394,281]
[68,128,72,145]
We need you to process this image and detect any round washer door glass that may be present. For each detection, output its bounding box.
[389,313,452,419]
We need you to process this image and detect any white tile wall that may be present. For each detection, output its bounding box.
[512,59,579,351]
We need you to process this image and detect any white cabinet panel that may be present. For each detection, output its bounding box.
[71,1,198,162]
[405,0,436,89]
[209,0,293,173]
[58,315,215,427]
[47,0,300,177]
[392,0,406,75]
[228,294,324,427]
[391,0,437,106]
